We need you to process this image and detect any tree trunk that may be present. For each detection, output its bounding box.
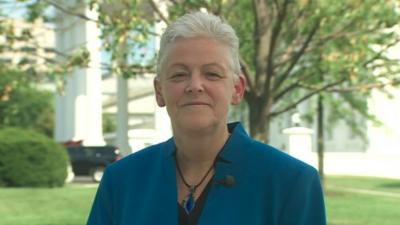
[247,95,271,143]
[317,94,325,189]
[247,0,275,144]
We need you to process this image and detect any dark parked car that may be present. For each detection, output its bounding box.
[66,145,121,182]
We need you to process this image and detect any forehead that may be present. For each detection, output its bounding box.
[164,37,231,70]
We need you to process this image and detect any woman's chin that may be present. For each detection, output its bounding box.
[175,117,218,132]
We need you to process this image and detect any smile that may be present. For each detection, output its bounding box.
[181,102,210,107]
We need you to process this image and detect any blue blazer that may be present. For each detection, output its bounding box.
[87,122,326,225]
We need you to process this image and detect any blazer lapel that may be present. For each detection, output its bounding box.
[197,123,252,225]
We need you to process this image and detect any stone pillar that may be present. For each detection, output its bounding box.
[116,75,131,155]
[54,1,105,146]
[283,127,314,164]
[82,5,104,146]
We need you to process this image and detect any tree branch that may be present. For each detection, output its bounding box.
[240,56,254,91]
[43,0,98,23]
[367,60,400,70]
[363,37,400,67]
[149,0,170,26]
[273,71,318,102]
[168,0,197,14]
[270,78,346,117]
[311,23,384,51]
[264,0,290,93]
[252,0,270,89]
[273,82,299,102]
[272,19,320,93]
[224,0,238,18]
[214,0,223,15]
[315,78,400,93]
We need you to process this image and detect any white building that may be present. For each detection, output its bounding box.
[101,74,171,152]
[0,18,55,73]
[53,1,171,154]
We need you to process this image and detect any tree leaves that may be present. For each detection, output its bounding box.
[0,67,54,137]
[1,0,399,142]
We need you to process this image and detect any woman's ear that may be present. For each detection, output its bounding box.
[154,78,166,107]
[231,74,246,105]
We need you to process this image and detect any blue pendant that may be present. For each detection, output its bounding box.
[182,192,195,214]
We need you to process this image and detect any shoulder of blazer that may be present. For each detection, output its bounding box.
[105,138,173,173]
[231,135,318,180]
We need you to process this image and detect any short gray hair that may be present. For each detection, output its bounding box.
[157,11,240,77]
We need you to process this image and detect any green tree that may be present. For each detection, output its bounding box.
[4,1,400,182]
[0,67,54,137]
[0,1,91,92]
[4,0,400,143]
[231,0,399,142]
[102,0,400,185]
[93,0,400,143]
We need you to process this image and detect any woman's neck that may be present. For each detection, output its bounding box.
[173,124,230,168]
[173,124,230,202]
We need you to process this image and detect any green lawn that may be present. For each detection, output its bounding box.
[0,183,97,225]
[325,176,400,225]
[0,176,399,225]
[327,175,400,194]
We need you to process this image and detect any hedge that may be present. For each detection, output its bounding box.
[0,127,68,187]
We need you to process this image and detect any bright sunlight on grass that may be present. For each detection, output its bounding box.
[326,176,400,225]
[0,183,97,225]
[0,176,399,225]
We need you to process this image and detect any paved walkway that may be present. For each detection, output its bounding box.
[70,176,99,188]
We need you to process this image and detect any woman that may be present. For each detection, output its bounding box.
[87,11,326,225]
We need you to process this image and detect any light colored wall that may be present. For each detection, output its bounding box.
[367,28,400,154]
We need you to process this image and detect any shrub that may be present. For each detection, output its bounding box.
[0,127,68,187]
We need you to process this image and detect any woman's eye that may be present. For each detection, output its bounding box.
[206,72,222,80]
[169,73,187,81]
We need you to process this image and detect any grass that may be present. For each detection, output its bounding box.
[326,191,400,225]
[327,175,400,193]
[0,183,97,225]
[0,176,399,225]
[325,176,400,225]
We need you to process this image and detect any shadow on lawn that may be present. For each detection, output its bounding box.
[325,190,348,197]
[378,182,400,189]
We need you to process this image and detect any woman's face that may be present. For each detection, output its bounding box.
[154,37,245,132]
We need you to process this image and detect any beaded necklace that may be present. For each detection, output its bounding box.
[175,154,215,214]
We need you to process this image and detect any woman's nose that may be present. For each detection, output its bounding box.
[185,73,204,93]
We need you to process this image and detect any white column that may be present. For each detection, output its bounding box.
[54,16,66,143]
[82,6,104,146]
[55,1,104,145]
[54,94,65,141]
[116,75,131,155]
[71,68,86,141]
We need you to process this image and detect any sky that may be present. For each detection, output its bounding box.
[1,0,31,19]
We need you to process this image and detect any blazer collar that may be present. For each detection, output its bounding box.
[217,122,251,164]
[161,122,252,164]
